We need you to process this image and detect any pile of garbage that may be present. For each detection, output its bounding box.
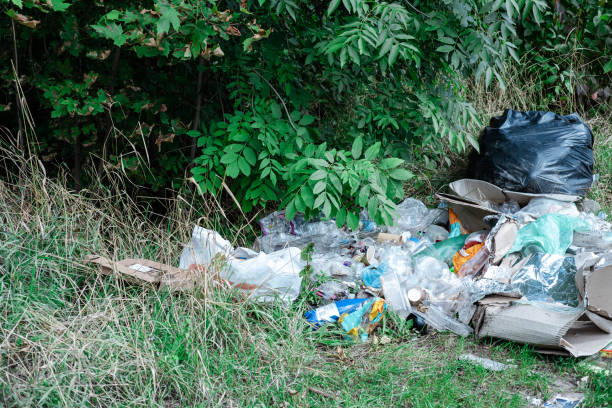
[87,110,612,357]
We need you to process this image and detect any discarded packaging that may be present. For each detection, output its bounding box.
[338,297,387,342]
[86,255,202,291]
[438,178,579,232]
[472,296,612,357]
[542,393,584,408]
[314,280,353,301]
[305,298,369,327]
[179,226,304,303]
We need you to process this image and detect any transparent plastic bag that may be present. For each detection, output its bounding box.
[510,252,580,307]
[310,253,361,280]
[387,198,434,234]
[515,197,579,223]
[423,224,450,243]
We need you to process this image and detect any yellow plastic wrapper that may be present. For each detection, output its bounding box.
[452,242,484,272]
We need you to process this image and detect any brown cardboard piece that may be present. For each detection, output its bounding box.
[437,179,580,231]
[85,255,202,291]
[473,296,612,357]
[576,262,612,320]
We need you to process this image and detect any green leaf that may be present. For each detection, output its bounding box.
[243,147,256,166]
[238,157,251,176]
[322,199,332,218]
[314,193,326,208]
[335,207,346,228]
[286,199,297,221]
[364,142,380,160]
[436,45,454,53]
[220,153,237,164]
[381,157,404,169]
[313,180,326,194]
[328,0,341,16]
[294,195,306,212]
[299,115,315,126]
[226,161,240,178]
[270,102,282,119]
[328,173,342,194]
[604,58,612,74]
[388,44,399,65]
[157,4,181,34]
[50,0,71,11]
[347,211,359,230]
[106,10,120,20]
[389,168,414,181]
[358,185,370,207]
[301,187,314,207]
[310,169,327,181]
[351,136,363,159]
[379,38,393,57]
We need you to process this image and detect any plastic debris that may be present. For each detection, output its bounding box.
[415,235,467,266]
[175,164,612,357]
[509,214,591,256]
[179,226,304,303]
[305,298,370,327]
[387,198,439,234]
[459,354,517,371]
[315,281,353,301]
[510,253,580,307]
[515,197,579,223]
[452,231,487,275]
[469,109,594,195]
[361,264,388,289]
[338,297,387,342]
[542,393,584,408]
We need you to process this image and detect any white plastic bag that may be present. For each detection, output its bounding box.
[179,226,304,303]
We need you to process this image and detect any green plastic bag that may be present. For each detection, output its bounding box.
[509,214,590,256]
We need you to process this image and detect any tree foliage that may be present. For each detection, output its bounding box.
[1,0,609,227]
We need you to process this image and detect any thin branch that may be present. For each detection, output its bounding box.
[251,69,298,131]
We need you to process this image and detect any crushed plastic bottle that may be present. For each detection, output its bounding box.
[414,235,467,266]
[338,297,387,342]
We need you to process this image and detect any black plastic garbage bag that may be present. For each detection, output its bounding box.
[469,110,594,195]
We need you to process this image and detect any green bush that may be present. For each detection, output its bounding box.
[2,0,607,227]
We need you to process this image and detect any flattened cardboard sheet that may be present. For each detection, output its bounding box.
[86,255,202,291]
[473,296,612,357]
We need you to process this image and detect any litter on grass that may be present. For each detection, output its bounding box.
[87,110,612,355]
